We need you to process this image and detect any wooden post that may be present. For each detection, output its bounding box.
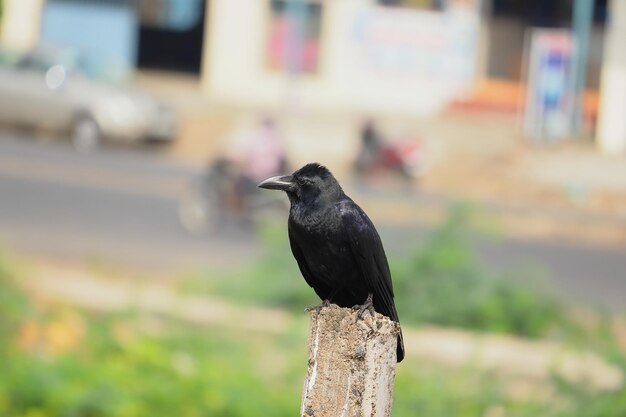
[301,305,400,417]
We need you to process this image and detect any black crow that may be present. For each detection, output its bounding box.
[258,162,405,362]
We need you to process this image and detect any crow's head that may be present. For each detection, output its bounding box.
[258,163,344,205]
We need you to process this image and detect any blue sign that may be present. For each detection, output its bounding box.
[523,29,577,142]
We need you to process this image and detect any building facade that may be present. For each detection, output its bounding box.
[202,0,483,116]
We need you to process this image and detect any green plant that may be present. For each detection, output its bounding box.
[0,252,30,355]
[196,204,570,339]
[391,203,568,338]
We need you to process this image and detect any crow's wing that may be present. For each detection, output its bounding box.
[288,222,315,288]
[288,221,331,301]
[340,200,397,323]
[340,199,405,362]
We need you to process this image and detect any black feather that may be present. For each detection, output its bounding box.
[261,162,405,362]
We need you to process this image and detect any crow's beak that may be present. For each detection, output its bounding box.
[258,175,294,191]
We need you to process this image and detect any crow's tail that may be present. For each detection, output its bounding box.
[396,330,405,362]
[377,298,405,363]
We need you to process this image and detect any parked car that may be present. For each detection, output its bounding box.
[0,47,178,151]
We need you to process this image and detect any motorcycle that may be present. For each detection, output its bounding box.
[354,136,428,181]
[178,158,287,235]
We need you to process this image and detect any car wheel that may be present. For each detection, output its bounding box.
[71,115,101,152]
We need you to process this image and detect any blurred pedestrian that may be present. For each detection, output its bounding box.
[355,118,383,175]
[228,117,286,181]
[226,117,287,214]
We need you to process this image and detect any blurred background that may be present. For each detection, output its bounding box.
[0,0,625,416]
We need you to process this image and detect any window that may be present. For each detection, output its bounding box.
[138,0,202,31]
[266,0,322,74]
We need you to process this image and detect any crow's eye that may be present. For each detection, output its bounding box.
[297,177,314,187]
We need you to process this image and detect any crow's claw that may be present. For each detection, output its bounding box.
[305,299,332,314]
[353,293,375,321]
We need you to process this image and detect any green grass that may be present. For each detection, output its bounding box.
[390,204,570,338]
[0,249,625,417]
[0,258,302,417]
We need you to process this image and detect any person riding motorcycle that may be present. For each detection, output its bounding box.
[178,117,287,234]
[354,118,427,181]
[225,117,287,216]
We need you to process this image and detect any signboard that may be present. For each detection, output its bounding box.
[342,0,481,115]
[523,29,577,142]
[351,2,479,92]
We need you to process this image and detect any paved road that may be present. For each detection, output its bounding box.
[0,134,258,270]
[1,133,624,310]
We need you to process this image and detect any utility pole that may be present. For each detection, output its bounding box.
[300,305,400,417]
[571,0,594,137]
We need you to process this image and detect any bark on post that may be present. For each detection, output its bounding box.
[301,304,400,417]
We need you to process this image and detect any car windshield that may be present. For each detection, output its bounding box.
[6,48,103,81]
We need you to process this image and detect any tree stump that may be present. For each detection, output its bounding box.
[301,305,400,417]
